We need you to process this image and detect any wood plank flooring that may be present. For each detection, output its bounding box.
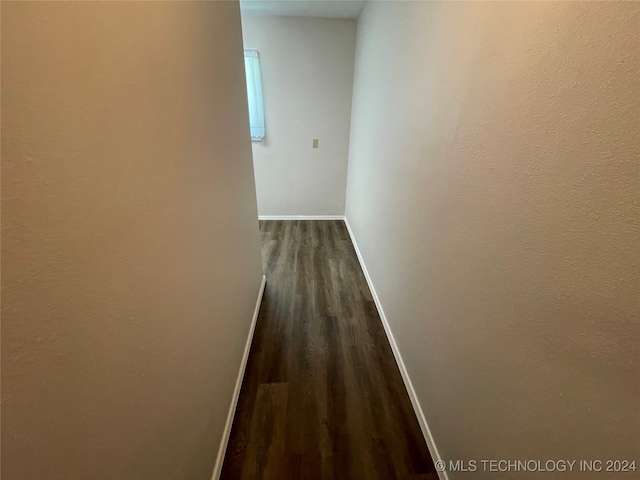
[220,220,437,480]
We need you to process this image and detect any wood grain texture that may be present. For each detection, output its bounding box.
[220,220,438,480]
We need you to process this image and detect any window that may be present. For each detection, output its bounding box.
[243,49,265,142]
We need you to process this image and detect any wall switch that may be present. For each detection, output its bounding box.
[312,138,319,148]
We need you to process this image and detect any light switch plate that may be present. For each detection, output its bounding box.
[313,138,319,148]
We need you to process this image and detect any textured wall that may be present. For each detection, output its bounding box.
[242,16,356,216]
[1,2,264,479]
[345,2,639,478]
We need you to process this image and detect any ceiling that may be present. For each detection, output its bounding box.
[240,0,367,19]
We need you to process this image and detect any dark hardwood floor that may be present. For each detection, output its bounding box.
[220,220,437,480]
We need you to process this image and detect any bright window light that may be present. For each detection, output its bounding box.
[244,49,265,142]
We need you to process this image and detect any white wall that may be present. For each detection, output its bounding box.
[1,2,264,479]
[345,2,639,478]
[241,15,356,216]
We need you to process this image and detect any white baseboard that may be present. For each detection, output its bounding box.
[210,274,266,480]
[258,215,345,221]
[343,218,448,480]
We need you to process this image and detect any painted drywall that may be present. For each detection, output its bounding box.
[240,0,366,19]
[345,2,639,478]
[1,2,264,479]
[241,15,356,216]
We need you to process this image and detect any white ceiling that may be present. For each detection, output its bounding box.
[240,0,367,19]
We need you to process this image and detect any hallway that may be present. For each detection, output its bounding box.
[221,220,438,479]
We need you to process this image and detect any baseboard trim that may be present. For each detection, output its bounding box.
[343,218,448,480]
[258,215,346,221]
[210,274,266,480]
